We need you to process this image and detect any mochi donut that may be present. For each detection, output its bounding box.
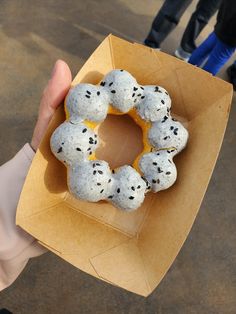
[50,69,189,211]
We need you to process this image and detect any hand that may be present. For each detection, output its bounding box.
[31,60,72,151]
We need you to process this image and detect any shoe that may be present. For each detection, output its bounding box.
[227,64,236,91]
[174,46,191,62]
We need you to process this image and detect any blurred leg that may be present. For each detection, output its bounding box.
[145,0,192,48]
[227,60,236,91]
[203,40,236,75]
[181,0,222,53]
[189,32,217,66]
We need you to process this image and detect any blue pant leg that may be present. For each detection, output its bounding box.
[189,32,217,66]
[203,39,236,75]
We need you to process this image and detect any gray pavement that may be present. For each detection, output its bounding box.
[0,0,235,313]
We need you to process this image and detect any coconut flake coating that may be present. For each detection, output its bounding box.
[109,166,146,211]
[148,117,188,155]
[139,151,177,192]
[66,83,110,122]
[102,69,144,113]
[136,85,171,122]
[68,160,114,202]
[50,121,98,166]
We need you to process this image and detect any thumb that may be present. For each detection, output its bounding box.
[39,59,72,119]
[31,60,72,150]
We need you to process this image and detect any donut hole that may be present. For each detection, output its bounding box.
[96,114,143,169]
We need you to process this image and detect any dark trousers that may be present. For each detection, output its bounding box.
[145,0,221,52]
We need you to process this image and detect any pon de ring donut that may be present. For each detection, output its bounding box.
[50,69,189,211]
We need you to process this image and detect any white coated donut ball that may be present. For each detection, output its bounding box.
[139,151,177,192]
[66,83,110,122]
[50,121,98,166]
[136,85,171,122]
[102,69,144,112]
[68,160,114,202]
[110,166,146,211]
[148,117,188,155]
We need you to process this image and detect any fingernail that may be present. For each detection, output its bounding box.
[51,60,59,78]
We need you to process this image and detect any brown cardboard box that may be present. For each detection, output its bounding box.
[16,34,233,296]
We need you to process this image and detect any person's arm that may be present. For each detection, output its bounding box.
[0,60,72,291]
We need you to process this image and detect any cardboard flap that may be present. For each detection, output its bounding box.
[19,203,129,255]
[90,238,152,296]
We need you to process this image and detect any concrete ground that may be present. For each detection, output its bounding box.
[0,0,235,313]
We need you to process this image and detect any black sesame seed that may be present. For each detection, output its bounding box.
[137,93,141,97]
[96,163,100,166]
[76,148,81,151]
[108,179,111,183]
[161,100,165,104]
[170,126,174,130]
[85,95,90,98]
[158,167,163,173]
[86,90,91,95]
[153,162,157,166]
[174,128,179,135]
[168,159,172,163]
[165,92,168,95]
[137,185,141,189]
[111,90,116,93]
[93,170,96,175]
[100,81,106,86]
[112,170,115,174]
[98,170,103,174]
[132,93,135,97]
[89,137,93,141]
[154,86,159,92]
[57,147,63,153]
[82,128,87,133]
[61,142,64,145]
[109,82,113,86]
[166,172,171,175]
[157,179,160,184]
[117,188,120,193]
[129,196,134,200]
[147,186,151,190]
[120,69,124,72]
[100,189,104,193]
[157,109,160,111]
[94,134,97,138]
[108,195,113,199]
[141,96,145,99]
[152,179,157,183]
[94,140,97,144]
[89,151,92,155]
[140,86,144,90]
[97,91,100,96]
[133,87,138,91]
[97,183,101,186]
[134,99,137,103]
[162,116,168,123]
[93,164,96,168]
[131,186,135,191]
[87,148,91,151]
